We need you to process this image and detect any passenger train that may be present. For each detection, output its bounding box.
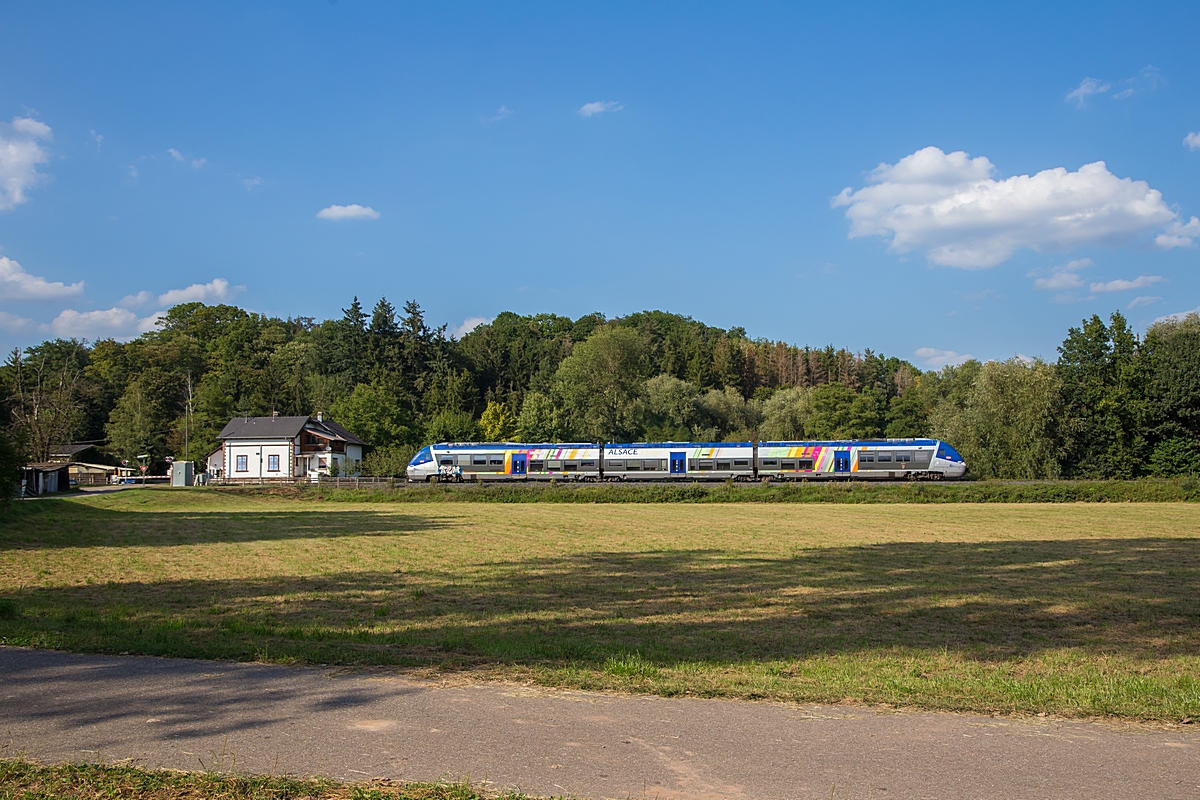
[406,439,967,482]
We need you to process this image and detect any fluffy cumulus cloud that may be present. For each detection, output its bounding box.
[157,278,244,306]
[45,307,164,340]
[450,316,491,339]
[0,116,52,211]
[0,256,83,300]
[1128,296,1160,309]
[1187,132,1200,151]
[578,101,623,117]
[832,147,1199,268]
[316,203,380,220]
[915,347,973,368]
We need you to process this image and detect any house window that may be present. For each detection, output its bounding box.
[267,454,280,472]
[236,455,248,472]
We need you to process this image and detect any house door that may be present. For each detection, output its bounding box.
[670,452,687,474]
[834,451,851,473]
[510,454,527,476]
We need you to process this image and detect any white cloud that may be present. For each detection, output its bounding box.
[450,316,490,339]
[1112,88,1134,100]
[157,278,244,307]
[578,101,623,117]
[168,148,185,162]
[832,147,1193,268]
[484,106,513,124]
[1154,306,1200,324]
[1128,296,1160,309]
[1186,132,1200,151]
[0,256,84,300]
[191,157,206,169]
[0,117,53,210]
[1154,216,1200,249]
[45,307,163,340]
[915,347,973,368]
[0,310,32,333]
[316,203,380,220]
[118,290,154,308]
[1090,275,1164,292]
[90,130,103,150]
[242,176,263,191]
[1066,77,1111,107]
[127,165,138,180]
[1031,258,1090,291]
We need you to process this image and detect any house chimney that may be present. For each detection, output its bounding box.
[317,412,323,422]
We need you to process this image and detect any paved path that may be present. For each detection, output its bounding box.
[2,647,1196,800]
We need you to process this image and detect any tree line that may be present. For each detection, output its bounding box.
[2,298,1198,493]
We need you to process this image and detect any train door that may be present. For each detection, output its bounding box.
[833,451,851,474]
[670,452,686,475]
[510,454,527,476]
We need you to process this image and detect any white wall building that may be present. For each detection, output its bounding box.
[215,414,365,481]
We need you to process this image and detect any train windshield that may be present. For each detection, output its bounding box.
[409,446,433,466]
[937,442,964,462]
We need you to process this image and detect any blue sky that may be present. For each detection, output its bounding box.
[1,1,1198,368]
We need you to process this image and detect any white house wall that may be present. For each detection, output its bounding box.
[224,439,295,479]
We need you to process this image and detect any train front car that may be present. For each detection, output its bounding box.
[758,439,968,480]
[603,442,755,481]
[930,440,967,479]
[406,445,438,482]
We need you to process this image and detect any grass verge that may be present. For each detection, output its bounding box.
[2,489,1199,721]
[226,477,1200,504]
[0,759,538,800]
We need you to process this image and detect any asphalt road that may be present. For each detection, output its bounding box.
[2,647,1196,800]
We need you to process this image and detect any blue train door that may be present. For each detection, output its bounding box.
[670,452,686,474]
[834,451,851,473]
[511,454,527,476]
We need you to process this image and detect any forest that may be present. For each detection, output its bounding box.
[2,298,1199,485]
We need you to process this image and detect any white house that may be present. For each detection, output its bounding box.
[215,413,366,481]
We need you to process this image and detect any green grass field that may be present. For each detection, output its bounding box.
[2,488,1198,721]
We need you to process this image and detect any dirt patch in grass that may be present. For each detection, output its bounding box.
[2,489,1198,721]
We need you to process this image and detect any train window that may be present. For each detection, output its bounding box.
[439,457,453,466]
[760,459,778,467]
[547,460,562,470]
[489,456,504,465]
[733,459,750,468]
[643,460,660,470]
[581,460,597,468]
[625,461,641,470]
[472,456,487,465]
[797,459,814,470]
[688,459,698,471]
[716,461,731,470]
[698,460,714,470]
[563,462,578,472]
[896,452,912,462]
[860,453,875,463]
[605,460,625,469]
[877,453,893,463]
[781,460,796,470]
[529,460,545,471]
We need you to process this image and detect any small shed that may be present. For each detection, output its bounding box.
[22,463,71,496]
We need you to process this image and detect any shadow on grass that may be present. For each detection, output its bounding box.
[2,538,1196,665]
[0,499,455,549]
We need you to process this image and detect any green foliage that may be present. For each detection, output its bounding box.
[1148,437,1200,477]
[425,410,478,443]
[478,400,518,441]
[362,444,419,477]
[930,359,1062,480]
[517,391,565,442]
[0,429,22,509]
[330,382,418,448]
[552,325,651,442]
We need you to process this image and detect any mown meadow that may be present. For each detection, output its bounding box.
[2,487,1198,721]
